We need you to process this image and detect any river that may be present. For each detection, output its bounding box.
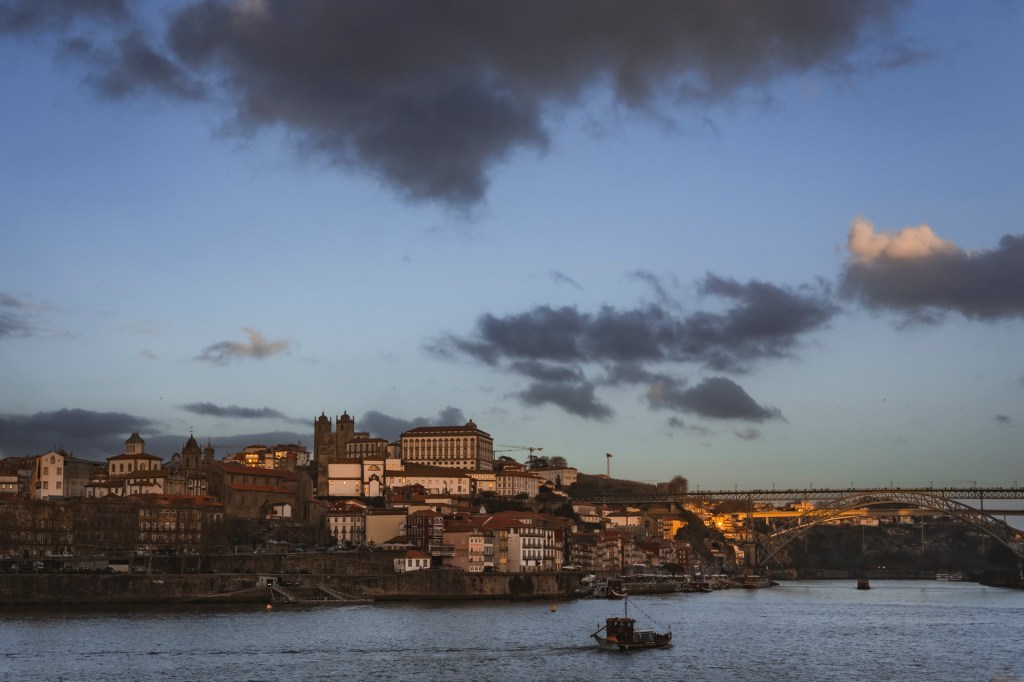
[2,580,1022,681]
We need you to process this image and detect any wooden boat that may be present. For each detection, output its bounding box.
[591,580,626,599]
[592,598,672,651]
[857,578,870,590]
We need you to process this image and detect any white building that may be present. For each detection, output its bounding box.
[400,420,495,471]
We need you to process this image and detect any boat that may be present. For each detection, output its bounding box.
[742,575,772,589]
[592,597,672,651]
[857,578,870,590]
[590,580,626,599]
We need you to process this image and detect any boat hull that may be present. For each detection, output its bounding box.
[593,632,672,651]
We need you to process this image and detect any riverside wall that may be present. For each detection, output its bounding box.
[0,566,582,606]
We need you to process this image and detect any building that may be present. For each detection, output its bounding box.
[392,463,474,496]
[86,434,168,498]
[205,463,312,521]
[31,450,66,500]
[394,549,431,573]
[365,509,407,547]
[314,412,357,496]
[326,500,367,546]
[406,509,445,555]
[479,511,561,573]
[531,466,578,488]
[443,522,486,572]
[495,470,543,499]
[400,420,495,471]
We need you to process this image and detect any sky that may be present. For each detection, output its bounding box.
[1,1,1022,490]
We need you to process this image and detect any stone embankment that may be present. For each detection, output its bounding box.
[0,568,582,606]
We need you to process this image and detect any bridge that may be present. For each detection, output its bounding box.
[577,486,1024,568]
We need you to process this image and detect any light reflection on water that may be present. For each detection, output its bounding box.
[2,581,1023,682]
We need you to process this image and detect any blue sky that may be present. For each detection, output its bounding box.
[1,1,1022,489]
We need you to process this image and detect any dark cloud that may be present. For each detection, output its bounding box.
[0,0,125,33]
[0,408,161,458]
[0,293,34,338]
[842,231,1024,322]
[4,0,906,207]
[515,381,614,421]
[508,360,584,384]
[181,402,292,421]
[994,414,1013,426]
[666,416,712,437]
[0,406,313,459]
[195,327,290,365]
[549,271,582,291]
[358,406,467,442]
[647,376,783,422]
[431,273,833,421]
[70,31,205,100]
[630,270,678,306]
[733,427,763,440]
[435,275,836,374]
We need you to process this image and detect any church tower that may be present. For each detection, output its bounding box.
[182,433,202,470]
[314,411,357,496]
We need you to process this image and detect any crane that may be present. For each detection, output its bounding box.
[495,444,544,465]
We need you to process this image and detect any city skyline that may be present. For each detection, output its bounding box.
[1,1,1022,489]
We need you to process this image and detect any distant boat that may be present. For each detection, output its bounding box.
[742,575,771,589]
[591,581,626,599]
[857,578,871,590]
[592,597,672,651]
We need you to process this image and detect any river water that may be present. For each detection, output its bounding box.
[2,580,1023,681]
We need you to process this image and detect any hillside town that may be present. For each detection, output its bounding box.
[0,412,728,577]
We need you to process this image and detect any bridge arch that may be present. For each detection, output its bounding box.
[756,490,1024,568]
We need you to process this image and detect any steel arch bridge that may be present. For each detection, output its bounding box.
[753,490,1024,568]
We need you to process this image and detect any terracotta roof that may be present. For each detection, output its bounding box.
[225,483,293,494]
[401,549,430,559]
[219,463,298,480]
[401,421,491,438]
[108,452,163,461]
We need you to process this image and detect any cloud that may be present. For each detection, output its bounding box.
[647,376,783,422]
[0,0,126,33]
[70,30,206,100]
[630,270,677,305]
[358,406,467,442]
[549,271,582,291]
[436,274,835,372]
[0,293,35,338]
[847,217,960,263]
[994,414,1013,426]
[195,327,290,365]
[181,402,293,421]
[0,408,161,458]
[515,381,614,421]
[666,416,712,437]
[3,1,907,207]
[138,349,158,360]
[431,272,834,421]
[841,218,1024,321]
[733,427,764,440]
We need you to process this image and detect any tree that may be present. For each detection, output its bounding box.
[667,475,688,494]
[548,456,567,468]
[527,455,550,469]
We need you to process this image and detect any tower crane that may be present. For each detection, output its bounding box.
[495,444,544,465]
